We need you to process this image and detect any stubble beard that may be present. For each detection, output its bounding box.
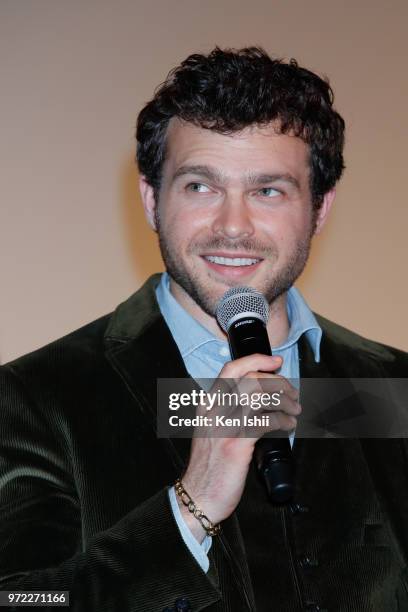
[156,214,314,317]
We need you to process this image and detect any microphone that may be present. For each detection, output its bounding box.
[216,286,294,503]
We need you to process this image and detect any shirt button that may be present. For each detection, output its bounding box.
[290,503,310,515]
[299,555,319,569]
[174,598,191,611]
[219,346,230,357]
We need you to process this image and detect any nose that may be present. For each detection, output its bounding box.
[211,195,255,239]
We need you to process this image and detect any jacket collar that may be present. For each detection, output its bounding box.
[104,273,164,342]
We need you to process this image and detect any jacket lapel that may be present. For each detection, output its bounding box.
[104,275,192,471]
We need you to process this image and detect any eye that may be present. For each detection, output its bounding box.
[258,187,281,198]
[187,182,211,193]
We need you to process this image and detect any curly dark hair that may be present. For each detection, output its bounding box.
[136,46,345,208]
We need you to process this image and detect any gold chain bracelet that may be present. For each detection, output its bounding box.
[174,478,221,536]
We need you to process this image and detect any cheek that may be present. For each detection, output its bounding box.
[166,206,213,238]
[159,211,208,254]
[260,210,311,251]
[259,211,296,240]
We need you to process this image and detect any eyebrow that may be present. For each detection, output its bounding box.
[172,165,226,184]
[172,165,300,190]
[247,172,300,190]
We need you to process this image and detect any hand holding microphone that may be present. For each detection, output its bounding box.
[216,287,296,505]
[177,287,300,543]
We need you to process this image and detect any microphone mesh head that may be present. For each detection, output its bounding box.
[216,286,269,332]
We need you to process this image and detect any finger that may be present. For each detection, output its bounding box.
[257,375,299,401]
[261,402,301,418]
[238,373,299,406]
[220,354,282,379]
[267,412,297,432]
[245,413,298,438]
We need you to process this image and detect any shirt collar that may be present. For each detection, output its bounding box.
[156,273,217,359]
[155,272,321,362]
[283,286,321,362]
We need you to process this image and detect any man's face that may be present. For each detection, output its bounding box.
[141,119,332,317]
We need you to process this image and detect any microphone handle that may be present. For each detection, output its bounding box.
[228,317,272,358]
[227,317,294,503]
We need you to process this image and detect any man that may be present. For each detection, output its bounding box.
[0,47,407,612]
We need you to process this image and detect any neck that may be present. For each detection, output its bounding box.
[169,277,290,348]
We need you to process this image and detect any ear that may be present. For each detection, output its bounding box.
[139,175,158,231]
[313,188,336,235]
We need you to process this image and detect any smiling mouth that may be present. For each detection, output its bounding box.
[203,255,261,267]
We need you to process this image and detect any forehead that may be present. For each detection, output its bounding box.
[163,118,310,181]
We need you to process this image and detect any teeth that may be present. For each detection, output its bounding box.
[205,255,260,267]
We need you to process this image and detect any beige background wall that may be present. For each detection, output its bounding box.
[1,0,407,364]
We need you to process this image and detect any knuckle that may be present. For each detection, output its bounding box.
[222,362,233,375]
[246,371,258,379]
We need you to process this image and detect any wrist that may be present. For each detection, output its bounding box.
[174,478,221,540]
[176,494,208,543]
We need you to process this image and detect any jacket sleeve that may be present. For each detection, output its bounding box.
[0,365,221,612]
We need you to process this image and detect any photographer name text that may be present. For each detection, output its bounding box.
[168,414,273,427]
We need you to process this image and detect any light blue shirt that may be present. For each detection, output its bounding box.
[155,272,322,572]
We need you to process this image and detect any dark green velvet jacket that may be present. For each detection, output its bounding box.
[0,275,407,612]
